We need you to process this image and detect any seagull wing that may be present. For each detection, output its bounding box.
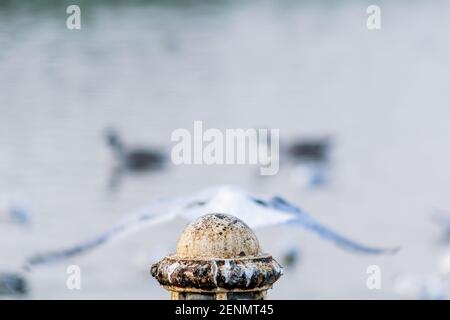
[24,195,202,269]
[25,187,225,269]
[264,196,400,254]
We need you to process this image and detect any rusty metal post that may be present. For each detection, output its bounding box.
[151,213,283,300]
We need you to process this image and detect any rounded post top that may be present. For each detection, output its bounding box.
[175,213,261,259]
[151,213,283,294]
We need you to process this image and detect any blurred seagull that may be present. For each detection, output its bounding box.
[25,185,399,269]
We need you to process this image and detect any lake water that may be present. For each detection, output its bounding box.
[1,0,450,299]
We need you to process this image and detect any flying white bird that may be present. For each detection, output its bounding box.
[25,185,399,269]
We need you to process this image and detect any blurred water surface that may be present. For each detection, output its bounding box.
[1,0,450,299]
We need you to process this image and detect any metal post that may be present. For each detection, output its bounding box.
[151,213,283,300]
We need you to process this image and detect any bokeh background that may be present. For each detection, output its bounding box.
[1,0,450,299]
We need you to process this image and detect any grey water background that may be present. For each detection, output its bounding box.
[1,0,450,299]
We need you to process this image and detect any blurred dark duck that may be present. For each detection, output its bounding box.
[0,273,28,296]
[105,128,167,171]
[284,137,333,189]
[253,130,333,189]
[104,128,168,190]
[286,137,332,163]
[281,245,301,269]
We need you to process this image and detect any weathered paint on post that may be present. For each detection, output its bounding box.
[151,213,283,300]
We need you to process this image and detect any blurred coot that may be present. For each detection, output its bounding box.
[286,137,332,163]
[0,273,28,296]
[104,128,167,171]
